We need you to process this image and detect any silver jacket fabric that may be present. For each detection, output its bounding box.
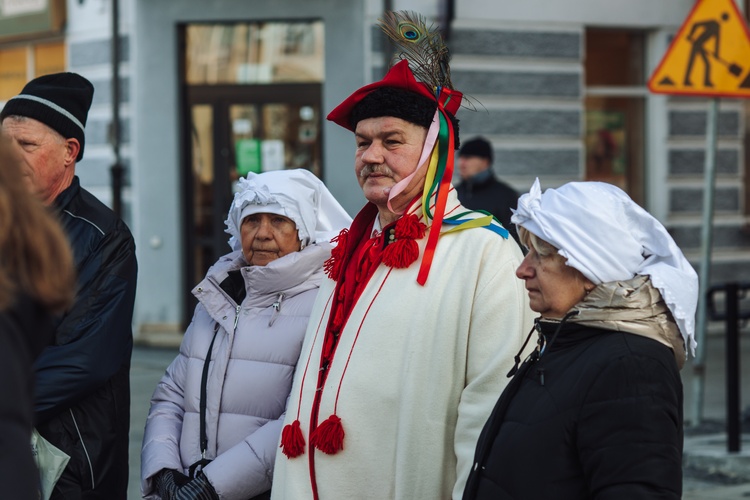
[141,243,330,499]
[571,275,686,369]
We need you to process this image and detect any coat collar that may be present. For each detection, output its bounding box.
[539,276,685,369]
[193,242,330,314]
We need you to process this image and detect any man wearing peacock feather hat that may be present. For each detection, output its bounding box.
[272,11,535,500]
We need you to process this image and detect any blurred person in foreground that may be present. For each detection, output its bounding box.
[463,178,698,500]
[271,12,535,500]
[0,134,75,499]
[141,169,351,500]
[1,72,138,498]
[456,137,519,243]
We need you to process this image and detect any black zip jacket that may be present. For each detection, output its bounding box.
[34,177,138,499]
[463,320,683,500]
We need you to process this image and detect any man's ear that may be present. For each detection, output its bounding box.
[64,138,80,166]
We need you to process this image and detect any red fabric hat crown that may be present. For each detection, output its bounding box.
[327,60,463,130]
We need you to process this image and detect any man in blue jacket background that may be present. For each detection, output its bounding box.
[1,72,138,499]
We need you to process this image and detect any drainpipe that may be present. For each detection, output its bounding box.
[110,0,124,218]
[384,0,394,67]
[439,0,455,41]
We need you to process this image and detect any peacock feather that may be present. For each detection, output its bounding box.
[378,10,453,92]
[376,11,499,286]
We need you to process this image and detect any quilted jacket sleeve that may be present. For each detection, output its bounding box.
[34,224,137,422]
[576,348,683,500]
[140,341,190,498]
[202,413,284,499]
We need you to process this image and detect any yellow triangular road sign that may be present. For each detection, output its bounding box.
[649,0,750,98]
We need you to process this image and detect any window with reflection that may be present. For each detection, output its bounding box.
[186,22,324,84]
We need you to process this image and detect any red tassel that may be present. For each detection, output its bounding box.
[395,214,426,239]
[382,239,419,269]
[324,229,349,280]
[280,420,305,458]
[310,414,345,454]
[332,228,349,248]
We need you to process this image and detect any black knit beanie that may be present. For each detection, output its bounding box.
[350,87,460,147]
[459,137,492,162]
[0,72,94,161]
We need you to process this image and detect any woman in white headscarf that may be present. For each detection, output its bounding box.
[463,179,697,500]
[141,169,351,500]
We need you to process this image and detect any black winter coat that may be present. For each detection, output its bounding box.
[34,177,138,499]
[0,295,56,500]
[463,320,683,500]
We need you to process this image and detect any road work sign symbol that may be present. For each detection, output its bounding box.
[649,0,750,97]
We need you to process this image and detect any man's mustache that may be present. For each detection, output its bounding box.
[359,164,394,179]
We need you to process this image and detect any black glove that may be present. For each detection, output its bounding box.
[155,469,191,500]
[173,472,219,500]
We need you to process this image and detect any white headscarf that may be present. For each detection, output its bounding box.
[224,169,352,251]
[511,178,699,355]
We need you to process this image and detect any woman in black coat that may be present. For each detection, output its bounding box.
[463,179,698,500]
[0,136,75,499]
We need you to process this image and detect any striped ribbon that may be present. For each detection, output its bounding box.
[416,89,509,285]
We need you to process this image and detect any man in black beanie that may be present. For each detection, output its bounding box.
[1,72,137,499]
[456,136,520,244]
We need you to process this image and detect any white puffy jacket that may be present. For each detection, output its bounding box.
[141,243,330,499]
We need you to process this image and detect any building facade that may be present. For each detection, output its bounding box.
[1,0,746,337]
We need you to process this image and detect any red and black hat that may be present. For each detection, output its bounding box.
[327,59,462,142]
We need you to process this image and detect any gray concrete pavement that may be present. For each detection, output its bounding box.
[684,483,750,500]
[126,329,750,499]
[683,434,750,499]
